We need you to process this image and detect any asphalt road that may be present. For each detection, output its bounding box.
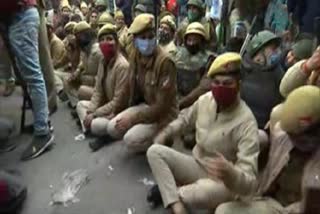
[0,90,168,214]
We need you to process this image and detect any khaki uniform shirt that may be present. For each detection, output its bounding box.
[160,41,177,57]
[128,47,178,128]
[50,34,66,67]
[88,53,130,117]
[163,92,260,196]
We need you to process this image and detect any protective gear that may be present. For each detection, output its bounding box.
[211,85,238,107]
[188,10,201,22]
[292,39,313,61]
[158,29,171,44]
[187,0,204,12]
[134,38,157,56]
[99,42,116,60]
[185,43,200,54]
[280,86,320,134]
[184,22,207,41]
[207,52,241,77]
[247,30,281,57]
[64,21,77,33]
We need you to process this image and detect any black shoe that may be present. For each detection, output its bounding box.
[0,140,17,154]
[89,135,115,152]
[21,133,54,161]
[70,110,78,119]
[58,90,69,102]
[147,185,163,209]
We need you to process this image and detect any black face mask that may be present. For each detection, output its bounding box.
[76,32,93,49]
[158,29,171,44]
[186,44,200,55]
[290,125,320,153]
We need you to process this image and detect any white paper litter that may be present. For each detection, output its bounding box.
[50,169,89,207]
[74,134,85,141]
[138,178,155,186]
[127,207,135,214]
[108,165,114,171]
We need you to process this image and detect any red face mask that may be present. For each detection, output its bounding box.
[99,42,115,60]
[211,85,238,107]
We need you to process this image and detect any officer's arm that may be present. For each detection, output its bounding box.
[131,58,177,125]
[280,60,310,97]
[94,63,130,117]
[89,61,104,113]
[225,119,260,196]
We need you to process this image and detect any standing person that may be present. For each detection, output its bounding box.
[80,1,89,17]
[147,53,259,213]
[99,14,178,153]
[0,0,54,160]
[76,23,130,151]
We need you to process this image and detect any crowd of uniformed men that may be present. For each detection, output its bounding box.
[1,0,320,213]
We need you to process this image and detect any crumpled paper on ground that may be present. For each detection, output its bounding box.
[74,134,85,141]
[138,178,155,186]
[50,169,89,207]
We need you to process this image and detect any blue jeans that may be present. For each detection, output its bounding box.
[8,7,49,136]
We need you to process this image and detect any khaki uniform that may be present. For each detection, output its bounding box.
[159,41,177,57]
[215,124,320,214]
[117,26,128,42]
[106,47,178,153]
[50,34,67,93]
[76,53,130,133]
[280,60,320,98]
[147,92,259,209]
[64,42,103,107]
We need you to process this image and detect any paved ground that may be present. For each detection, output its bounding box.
[0,90,170,214]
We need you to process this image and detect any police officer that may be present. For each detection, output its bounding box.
[158,15,177,56]
[101,14,178,153]
[216,85,320,214]
[63,21,102,108]
[175,22,212,110]
[241,30,285,144]
[147,53,259,213]
[176,0,215,50]
[76,24,130,152]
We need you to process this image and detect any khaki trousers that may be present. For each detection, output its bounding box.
[147,144,232,210]
[77,102,158,152]
[215,197,284,214]
[64,80,94,108]
[54,69,70,93]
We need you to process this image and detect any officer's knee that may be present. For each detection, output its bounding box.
[215,203,233,214]
[78,85,93,100]
[147,144,164,159]
[106,119,122,139]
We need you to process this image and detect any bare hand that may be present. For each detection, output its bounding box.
[154,131,168,145]
[83,113,94,130]
[115,116,132,132]
[204,152,234,182]
[306,47,320,72]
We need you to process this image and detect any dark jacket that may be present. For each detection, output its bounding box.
[240,54,285,129]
